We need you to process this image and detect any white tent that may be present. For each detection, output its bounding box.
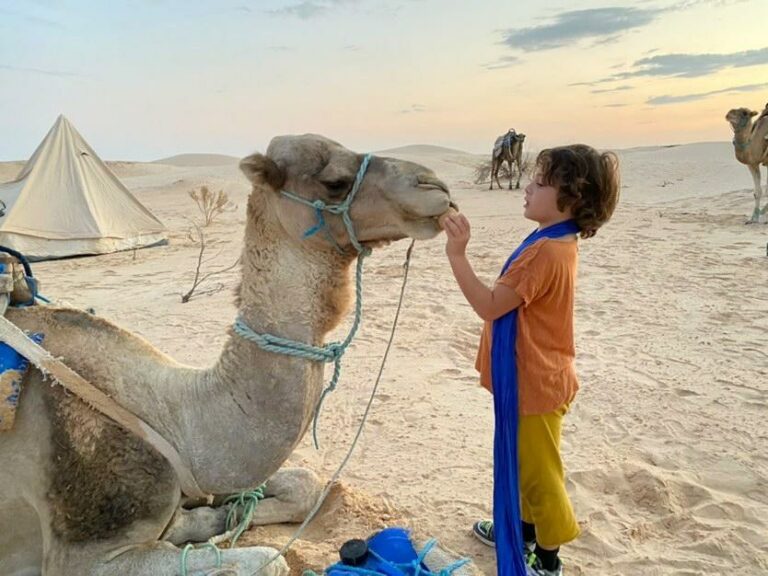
[0,115,167,260]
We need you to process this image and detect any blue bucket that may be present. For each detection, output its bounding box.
[0,332,44,431]
[326,528,432,576]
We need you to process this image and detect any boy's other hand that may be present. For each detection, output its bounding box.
[443,212,470,258]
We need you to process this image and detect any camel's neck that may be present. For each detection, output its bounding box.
[733,122,753,157]
[182,194,355,492]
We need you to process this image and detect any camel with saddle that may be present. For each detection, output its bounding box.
[490,129,526,190]
[0,134,455,575]
[725,103,768,223]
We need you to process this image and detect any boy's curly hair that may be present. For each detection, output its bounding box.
[536,144,620,238]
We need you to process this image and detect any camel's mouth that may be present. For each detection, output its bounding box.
[417,183,449,194]
[417,176,450,195]
[393,201,458,242]
[431,201,460,222]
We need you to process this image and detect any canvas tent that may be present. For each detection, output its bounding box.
[0,115,167,260]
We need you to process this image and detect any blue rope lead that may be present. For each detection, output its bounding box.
[233,247,369,449]
[281,154,372,256]
[224,485,267,547]
[235,153,374,449]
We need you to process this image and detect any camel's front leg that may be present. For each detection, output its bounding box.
[488,161,494,190]
[761,165,768,217]
[250,467,323,526]
[162,506,229,545]
[490,159,499,190]
[163,468,322,546]
[747,164,763,223]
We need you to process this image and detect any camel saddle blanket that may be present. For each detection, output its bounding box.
[494,130,517,156]
[0,332,44,431]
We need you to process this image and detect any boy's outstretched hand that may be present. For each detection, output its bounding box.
[441,211,471,258]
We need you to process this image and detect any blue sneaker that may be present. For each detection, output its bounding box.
[472,520,495,547]
[472,520,536,559]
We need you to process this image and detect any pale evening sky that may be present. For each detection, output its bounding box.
[1,0,767,161]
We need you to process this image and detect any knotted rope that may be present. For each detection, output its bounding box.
[233,153,373,448]
[234,248,367,449]
[248,240,416,575]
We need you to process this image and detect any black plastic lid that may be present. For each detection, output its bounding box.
[339,539,368,566]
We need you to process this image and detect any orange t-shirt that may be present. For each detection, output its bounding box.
[475,238,579,415]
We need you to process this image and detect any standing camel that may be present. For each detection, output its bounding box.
[490,129,526,190]
[725,104,768,223]
[0,134,454,575]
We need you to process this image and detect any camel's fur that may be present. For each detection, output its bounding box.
[490,129,526,190]
[725,104,768,223]
[0,134,452,575]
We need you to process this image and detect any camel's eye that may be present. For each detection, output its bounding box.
[323,180,351,198]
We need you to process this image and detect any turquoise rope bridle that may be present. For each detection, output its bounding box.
[233,153,373,448]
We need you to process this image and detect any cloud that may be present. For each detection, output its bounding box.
[268,1,328,18]
[500,7,662,52]
[400,104,427,114]
[267,0,357,19]
[604,103,628,108]
[592,34,623,47]
[647,82,768,105]
[673,0,749,7]
[615,47,768,79]
[578,46,768,87]
[591,84,633,94]
[0,64,81,78]
[483,55,521,70]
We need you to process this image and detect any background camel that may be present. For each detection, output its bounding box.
[725,104,768,223]
[490,129,526,190]
[0,134,453,575]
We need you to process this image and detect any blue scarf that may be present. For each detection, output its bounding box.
[491,219,580,575]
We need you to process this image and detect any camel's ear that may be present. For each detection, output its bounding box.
[240,154,286,191]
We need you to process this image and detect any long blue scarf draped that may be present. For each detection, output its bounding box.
[492,219,580,575]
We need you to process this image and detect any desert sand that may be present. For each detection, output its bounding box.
[1,140,766,575]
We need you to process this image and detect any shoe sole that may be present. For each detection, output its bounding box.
[472,527,495,548]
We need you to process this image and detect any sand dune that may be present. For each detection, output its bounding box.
[377,144,478,156]
[0,161,24,183]
[9,140,768,575]
[153,153,241,167]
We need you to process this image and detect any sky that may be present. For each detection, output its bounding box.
[1,0,767,160]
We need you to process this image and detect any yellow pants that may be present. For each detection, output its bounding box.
[519,405,580,548]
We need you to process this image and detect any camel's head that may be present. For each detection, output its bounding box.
[240,134,454,252]
[725,108,757,131]
[515,133,527,143]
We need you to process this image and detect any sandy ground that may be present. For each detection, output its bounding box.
[1,141,767,575]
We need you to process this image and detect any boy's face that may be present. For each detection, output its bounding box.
[523,169,568,224]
